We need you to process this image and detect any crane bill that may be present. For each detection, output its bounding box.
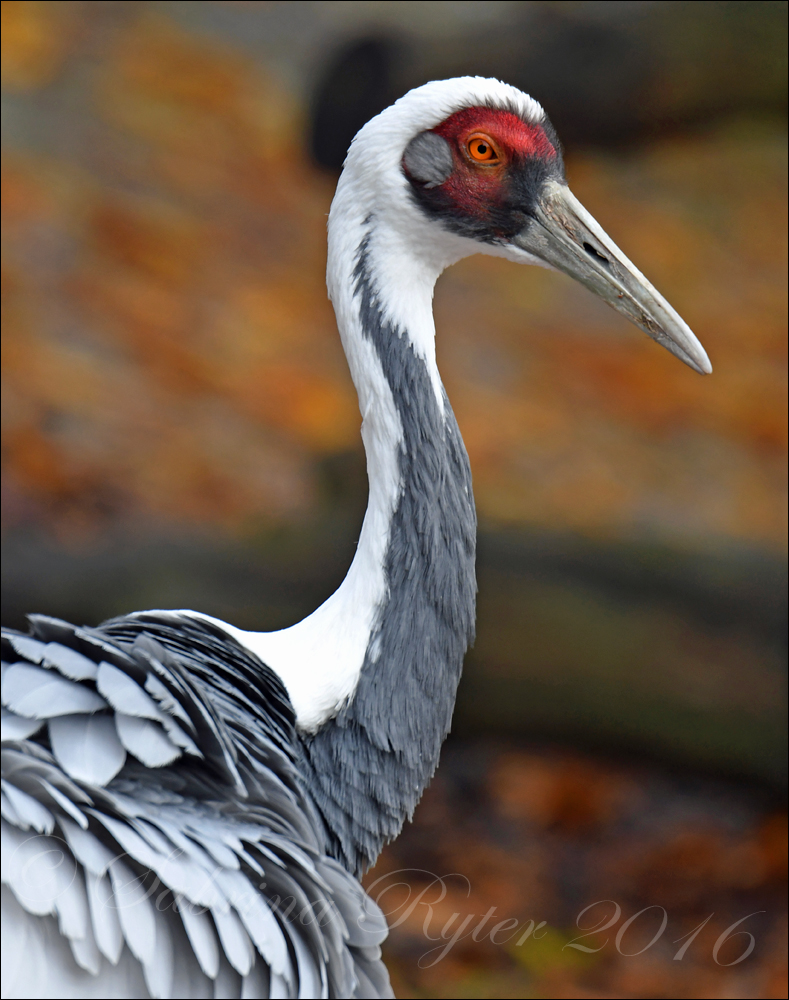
[510,180,712,375]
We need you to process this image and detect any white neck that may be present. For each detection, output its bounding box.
[192,192,457,731]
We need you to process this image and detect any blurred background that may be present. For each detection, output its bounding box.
[1,2,787,996]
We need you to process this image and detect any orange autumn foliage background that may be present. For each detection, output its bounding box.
[2,2,785,547]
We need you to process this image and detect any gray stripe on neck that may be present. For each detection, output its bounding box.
[301,231,477,874]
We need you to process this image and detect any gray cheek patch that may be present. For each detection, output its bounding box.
[403,131,454,188]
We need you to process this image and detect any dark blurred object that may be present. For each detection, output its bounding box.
[309,1,788,169]
[502,5,652,147]
[3,515,786,787]
[460,531,787,787]
[310,37,399,170]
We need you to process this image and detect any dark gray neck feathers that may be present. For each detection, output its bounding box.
[301,233,477,875]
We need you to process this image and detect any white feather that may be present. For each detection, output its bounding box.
[185,330,402,734]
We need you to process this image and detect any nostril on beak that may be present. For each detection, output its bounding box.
[583,242,610,267]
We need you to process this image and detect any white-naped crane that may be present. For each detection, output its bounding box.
[1,77,710,999]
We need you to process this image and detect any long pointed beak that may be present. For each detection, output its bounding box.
[511,180,712,374]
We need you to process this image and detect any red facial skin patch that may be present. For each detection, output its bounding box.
[432,106,556,161]
[428,106,557,223]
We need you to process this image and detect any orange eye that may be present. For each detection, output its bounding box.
[467,134,499,162]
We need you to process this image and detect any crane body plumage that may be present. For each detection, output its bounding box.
[1,78,710,999]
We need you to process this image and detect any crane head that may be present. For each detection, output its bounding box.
[348,77,711,374]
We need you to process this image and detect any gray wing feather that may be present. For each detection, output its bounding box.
[53,863,90,942]
[131,815,179,854]
[2,821,75,919]
[289,927,325,1000]
[214,958,242,998]
[40,779,89,828]
[144,671,197,731]
[97,660,165,719]
[213,868,291,976]
[2,748,92,806]
[269,972,291,999]
[48,714,126,785]
[2,614,395,998]
[241,960,270,999]
[1,780,55,834]
[0,791,20,827]
[145,904,175,999]
[5,635,48,665]
[212,905,255,976]
[352,960,390,1000]
[155,817,229,876]
[69,912,102,975]
[132,637,244,792]
[42,643,99,681]
[321,859,389,948]
[1,710,44,741]
[97,660,204,756]
[85,869,124,964]
[107,856,157,967]
[3,664,106,718]
[93,810,226,909]
[189,830,241,870]
[114,713,181,767]
[178,894,221,979]
[59,817,116,876]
